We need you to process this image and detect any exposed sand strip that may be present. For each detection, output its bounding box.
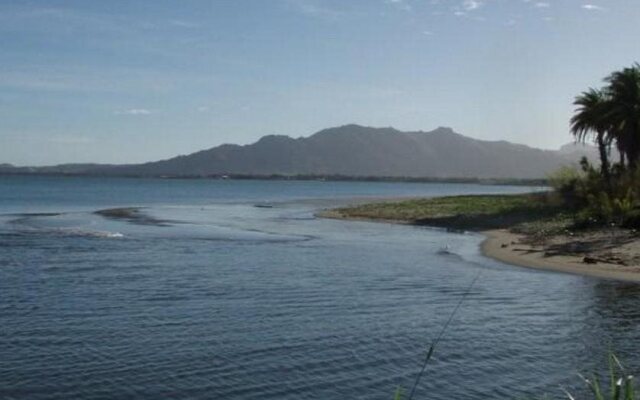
[481,229,640,282]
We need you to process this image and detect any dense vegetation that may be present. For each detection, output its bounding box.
[565,63,640,228]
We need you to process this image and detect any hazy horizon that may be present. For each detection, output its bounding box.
[2,0,639,165]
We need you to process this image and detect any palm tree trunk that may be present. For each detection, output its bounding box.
[597,134,612,191]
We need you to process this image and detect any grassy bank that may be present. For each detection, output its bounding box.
[325,192,571,233]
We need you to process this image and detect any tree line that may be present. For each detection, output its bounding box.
[571,63,640,184]
[556,63,640,227]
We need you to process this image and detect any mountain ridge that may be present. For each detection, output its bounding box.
[0,124,596,179]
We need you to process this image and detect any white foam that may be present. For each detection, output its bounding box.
[56,228,125,239]
[98,231,125,238]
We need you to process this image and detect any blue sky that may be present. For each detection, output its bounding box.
[1,0,639,165]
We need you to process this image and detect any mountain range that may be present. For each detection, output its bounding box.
[1,125,596,180]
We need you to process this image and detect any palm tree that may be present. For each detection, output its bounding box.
[604,63,640,169]
[571,88,613,184]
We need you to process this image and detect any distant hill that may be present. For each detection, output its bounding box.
[2,125,597,180]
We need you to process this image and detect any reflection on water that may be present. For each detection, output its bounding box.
[592,281,640,323]
[586,281,640,349]
[0,176,638,400]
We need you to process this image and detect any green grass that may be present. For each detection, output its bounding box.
[333,193,572,232]
[567,354,636,400]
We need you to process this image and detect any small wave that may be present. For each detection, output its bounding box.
[60,228,124,239]
[95,231,124,238]
[8,212,62,218]
[49,228,124,239]
[12,226,124,239]
[436,245,469,263]
[8,213,62,226]
[437,245,455,256]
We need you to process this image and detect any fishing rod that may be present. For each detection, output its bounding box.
[406,269,483,400]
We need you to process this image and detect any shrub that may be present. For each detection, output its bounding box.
[547,166,585,207]
[550,159,640,228]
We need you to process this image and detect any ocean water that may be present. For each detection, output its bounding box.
[1,176,639,400]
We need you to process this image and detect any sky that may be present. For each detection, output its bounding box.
[1,0,639,166]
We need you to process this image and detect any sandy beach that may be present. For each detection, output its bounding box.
[481,229,640,283]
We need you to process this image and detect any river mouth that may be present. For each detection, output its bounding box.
[1,177,638,400]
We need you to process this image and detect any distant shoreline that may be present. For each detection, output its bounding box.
[0,172,547,186]
[318,195,640,283]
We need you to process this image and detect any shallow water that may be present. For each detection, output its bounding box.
[0,176,638,399]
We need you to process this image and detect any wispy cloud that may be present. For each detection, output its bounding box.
[462,0,483,11]
[534,2,550,8]
[117,108,153,115]
[582,4,604,11]
[453,0,484,17]
[284,0,344,20]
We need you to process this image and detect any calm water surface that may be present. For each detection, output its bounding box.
[1,176,638,399]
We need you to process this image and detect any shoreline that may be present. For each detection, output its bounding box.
[481,229,640,283]
[318,201,640,283]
